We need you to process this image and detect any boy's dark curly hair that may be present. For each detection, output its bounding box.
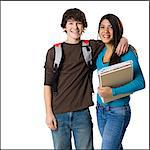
[61,8,87,29]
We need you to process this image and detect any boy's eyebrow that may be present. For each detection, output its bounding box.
[67,20,74,22]
[67,18,75,21]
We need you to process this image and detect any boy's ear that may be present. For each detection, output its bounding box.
[63,27,66,32]
[82,28,85,33]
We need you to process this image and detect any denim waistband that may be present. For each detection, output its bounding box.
[97,103,130,111]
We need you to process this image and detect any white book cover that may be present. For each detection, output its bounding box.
[98,60,133,75]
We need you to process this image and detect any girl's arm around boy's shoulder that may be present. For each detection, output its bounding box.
[112,45,145,96]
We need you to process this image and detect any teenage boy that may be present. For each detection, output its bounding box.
[44,8,128,149]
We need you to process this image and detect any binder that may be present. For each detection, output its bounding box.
[98,60,133,103]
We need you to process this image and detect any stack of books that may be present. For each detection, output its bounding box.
[98,60,133,103]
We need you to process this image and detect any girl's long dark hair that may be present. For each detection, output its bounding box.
[98,14,123,65]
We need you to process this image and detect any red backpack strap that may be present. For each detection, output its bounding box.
[82,40,89,45]
[53,42,62,70]
[54,43,61,47]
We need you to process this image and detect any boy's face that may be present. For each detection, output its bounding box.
[64,18,84,43]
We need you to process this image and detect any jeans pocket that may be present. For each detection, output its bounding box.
[54,114,65,128]
[109,105,131,116]
[82,108,92,120]
[76,109,93,128]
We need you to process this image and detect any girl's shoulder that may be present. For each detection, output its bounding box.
[122,45,138,59]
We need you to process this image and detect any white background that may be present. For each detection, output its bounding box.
[1,1,149,149]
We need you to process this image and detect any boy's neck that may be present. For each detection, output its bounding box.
[65,38,80,44]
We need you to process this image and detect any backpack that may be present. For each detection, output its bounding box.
[50,40,95,96]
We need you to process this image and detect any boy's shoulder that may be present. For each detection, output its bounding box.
[48,42,62,51]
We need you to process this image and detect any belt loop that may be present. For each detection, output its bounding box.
[105,105,110,111]
[97,103,104,109]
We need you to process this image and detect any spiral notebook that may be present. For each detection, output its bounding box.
[98,60,133,103]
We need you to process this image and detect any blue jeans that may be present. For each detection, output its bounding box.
[96,103,131,150]
[51,108,93,150]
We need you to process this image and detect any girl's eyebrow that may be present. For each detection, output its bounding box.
[100,24,112,26]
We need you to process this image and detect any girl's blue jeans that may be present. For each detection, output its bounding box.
[51,108,93,150]
[96,103,131,150]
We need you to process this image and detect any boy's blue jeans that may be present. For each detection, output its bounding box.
[51,108,93,150]
[96,103,131,150]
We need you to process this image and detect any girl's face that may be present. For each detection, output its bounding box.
[99,19,113,44]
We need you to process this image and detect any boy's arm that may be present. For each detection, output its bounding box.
[93,37,128,57]
[115,37,128,56]
[44,85,57,130]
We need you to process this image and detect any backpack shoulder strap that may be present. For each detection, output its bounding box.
[53,43,62,71]
[82,40,95,93]
[54,40,93,69]
[82,40,93,67]
[50,42,63,96]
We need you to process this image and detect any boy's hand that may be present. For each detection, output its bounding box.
[46,112,57,130]
[115,37,128,56]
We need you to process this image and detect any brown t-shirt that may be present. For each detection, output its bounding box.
[44,40,104,114]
